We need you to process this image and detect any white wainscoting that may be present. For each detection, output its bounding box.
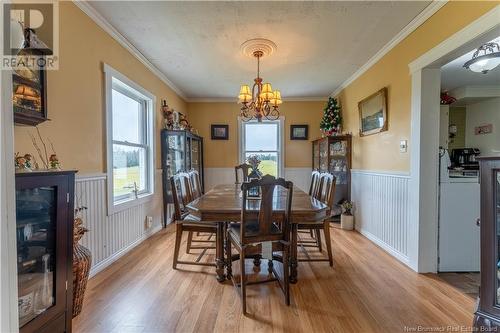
[351,170,411,266]
[76,170,164,277]
[204,167,311,193]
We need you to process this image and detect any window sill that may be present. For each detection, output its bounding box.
[108,192,154,215]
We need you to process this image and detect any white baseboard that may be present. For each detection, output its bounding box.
[89,224,162,278]
[357,228,410,265]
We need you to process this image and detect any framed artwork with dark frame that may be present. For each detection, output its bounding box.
[211,124,229,140]
[290,125,309,140]
[12,52,48,126]
[358,87,388,137]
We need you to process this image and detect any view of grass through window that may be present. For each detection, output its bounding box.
[244,122,279,177]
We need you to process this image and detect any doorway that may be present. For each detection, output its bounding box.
[408,7,500,273]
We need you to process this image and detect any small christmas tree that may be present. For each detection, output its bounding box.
[320,97,342,136]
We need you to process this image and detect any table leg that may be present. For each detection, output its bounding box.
[215,222,226,282]
[290,223,298,284]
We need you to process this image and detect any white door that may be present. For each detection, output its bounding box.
[438,182,480,271]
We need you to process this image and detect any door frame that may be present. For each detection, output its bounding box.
[408,6,500,272]
[0,21,19,333]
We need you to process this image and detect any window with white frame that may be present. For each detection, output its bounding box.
[104,64,155,212]
[239,118,284,177]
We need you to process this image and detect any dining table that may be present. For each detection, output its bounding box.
[186,183,328,283]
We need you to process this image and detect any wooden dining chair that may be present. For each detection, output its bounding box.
[185,169,211,253]
[226,175,294,315]
[297,172,336,266]
[234,164,251,184]
[309,170,321,197]
[171,173,217,269]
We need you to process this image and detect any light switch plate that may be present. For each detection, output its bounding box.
[400,140,408,153]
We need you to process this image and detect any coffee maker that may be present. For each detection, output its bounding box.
[450,148,481,170]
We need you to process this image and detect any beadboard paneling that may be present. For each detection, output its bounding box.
[204,167,311,193]
[75,171,163,277]
[351,170,411,265]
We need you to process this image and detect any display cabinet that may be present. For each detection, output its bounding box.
[474,156,500,330]
[161,129,204,224]
[312,135,352,203]
[15,170,76,333]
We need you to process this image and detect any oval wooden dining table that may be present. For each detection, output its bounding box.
[186,183,328,283]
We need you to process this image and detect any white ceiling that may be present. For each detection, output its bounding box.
[88,1,432,100]
[441,36,500,91]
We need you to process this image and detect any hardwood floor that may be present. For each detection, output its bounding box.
[438,272,480,300]
[73,226,475,333]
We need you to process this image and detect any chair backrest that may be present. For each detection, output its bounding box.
[309,170,321,197]
[170,172,192,221]
[240,175,293,245]
[316,172,337,216]
[235,164,251,184]
[188,169,203,200]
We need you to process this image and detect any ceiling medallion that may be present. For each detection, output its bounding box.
[238,39,282,122]
[463,42,500,74]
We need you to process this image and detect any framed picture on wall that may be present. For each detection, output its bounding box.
[290,125,308,140]
[211,124,229,140]
[358,87,388,136]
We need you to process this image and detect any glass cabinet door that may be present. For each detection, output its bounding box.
[191,139,200,173]
[166,133,185,177]
[16,186,57,328]
[496,170,500,306]
[329,139,350,203]
[313,141,319,170]
[319,139,328,171]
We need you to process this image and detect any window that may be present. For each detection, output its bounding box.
[239,118,284,177]
[104,64,155,213]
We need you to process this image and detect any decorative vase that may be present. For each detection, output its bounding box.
[340,214,354,230]
[72,217,91,318]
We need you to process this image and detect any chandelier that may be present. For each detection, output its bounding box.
[463,42,500,74]
[238,39,282,122]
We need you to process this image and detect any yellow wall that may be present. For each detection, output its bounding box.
[336,1,498,172]
[187,101,326,168]
[14,2,186,174]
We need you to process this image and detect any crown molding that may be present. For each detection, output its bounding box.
[73,0,187,101]
[331,0,448,97]
[187,96,328,103]
[408,5,500,73]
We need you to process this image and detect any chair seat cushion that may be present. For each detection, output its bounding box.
[183,214,201,222]
[228,220,281,240]
[177,215,217,228]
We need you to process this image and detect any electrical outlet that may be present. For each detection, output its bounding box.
[145,216,153,229]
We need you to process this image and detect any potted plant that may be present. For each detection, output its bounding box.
[340,201,354,230]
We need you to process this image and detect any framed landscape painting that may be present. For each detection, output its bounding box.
[290,125,308,140]
[358,87,388,136]
[211,124,229,140]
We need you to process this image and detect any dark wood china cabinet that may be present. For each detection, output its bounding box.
[160,129,204,225]
[474,156,500,329]
[15,171,76,333]
[312,134,352,203]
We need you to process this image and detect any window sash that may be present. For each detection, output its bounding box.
[241,120,283,177]
[111,82,151,202]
